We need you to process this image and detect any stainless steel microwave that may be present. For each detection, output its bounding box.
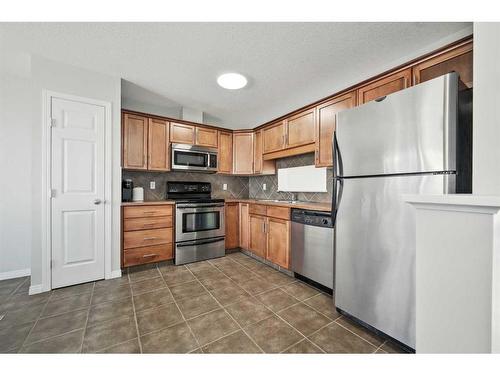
[171,143,218,173]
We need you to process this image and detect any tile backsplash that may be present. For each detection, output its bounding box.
[249,153,333,203]
[122,153,331,203]
[122,170,249,201]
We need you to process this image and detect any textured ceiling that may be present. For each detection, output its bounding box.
[0,22,472,128]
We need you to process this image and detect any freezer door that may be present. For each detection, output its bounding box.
[334,173,454,349]
[336,73,457,177]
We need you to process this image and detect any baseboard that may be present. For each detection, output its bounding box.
[29,284,50,295]
[0,268,30,281]
[109,269,122,279]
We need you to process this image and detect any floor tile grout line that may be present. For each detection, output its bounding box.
[157,265,203,353]
[17,290,53,352]
[79,282,96,353]
[20,327,87,349]
[38,295,93,320]
[128,268,143,354]
[332,320,380,350]
[94,337,140,354]
[373,340,388,353]
[279,288,335,322]
[9,277,29,297]
[185,265,265,354]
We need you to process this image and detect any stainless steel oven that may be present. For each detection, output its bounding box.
[175,202,225,242]
[171,143,218,173]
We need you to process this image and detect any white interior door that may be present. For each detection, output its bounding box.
[51,96,106,288]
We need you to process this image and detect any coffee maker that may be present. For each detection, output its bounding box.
[122,179,133,202]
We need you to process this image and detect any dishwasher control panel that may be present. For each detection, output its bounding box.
[291,209,333,228]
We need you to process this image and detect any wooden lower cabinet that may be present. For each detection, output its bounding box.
[248,206,291,269]
[239,203,249,250]
[225,203,239,249]
[122,204,174,267]
[249,214,267,258]
[266,217,290,269]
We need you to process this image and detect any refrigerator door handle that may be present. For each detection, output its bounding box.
[332,130,344,221]
[332,177,343,226]
[333,131,343,179]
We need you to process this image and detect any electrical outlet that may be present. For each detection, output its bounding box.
[150,181,156,190]
[263,183,267,191]
[222,183,227,191]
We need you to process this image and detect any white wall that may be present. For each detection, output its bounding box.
[473,23,500,194]
[0,52,122,286]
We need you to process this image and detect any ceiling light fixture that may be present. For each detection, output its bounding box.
[217,73,248,90]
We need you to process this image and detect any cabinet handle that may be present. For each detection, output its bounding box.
[143,223,155,227]
[142,253,158,258]
[143,237,157,240]
[143,211,157,214]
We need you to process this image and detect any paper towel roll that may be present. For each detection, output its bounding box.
[132,187,144,202]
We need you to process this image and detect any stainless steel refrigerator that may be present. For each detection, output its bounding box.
[332,72,472,350]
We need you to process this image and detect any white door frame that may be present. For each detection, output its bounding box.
[40,90,112,293]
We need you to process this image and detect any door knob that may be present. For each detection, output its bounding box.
[94,199,103,205]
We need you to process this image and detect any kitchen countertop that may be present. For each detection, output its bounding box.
[121,199,331,211]
[121,200,176,206]
[225,198,332,212]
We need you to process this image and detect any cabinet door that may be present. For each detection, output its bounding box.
[122,113,148,170]
[218,131,233,174]
[239,203,249,250]
[233,132,254,174]
[196,127,218,147]
[286,108,316,148]
[315,92,356,167]
[253,130,276,175]
[413,40,472,89]
[249,214,266,258]
[262,121,285,154]
[266,217,290,269]
[148,118,170,171]
[225,203,239,249]
[170,122,195,144]
[357,68,412,105]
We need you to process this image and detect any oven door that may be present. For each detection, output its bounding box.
[176,203,225,242]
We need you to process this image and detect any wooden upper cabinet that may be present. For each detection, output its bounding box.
[195,127,218,147]
[266,217,290,269]
[357,68,412,105]
[218,131,233,174]
[249,214,266,258]
[263,121,285,154]
[147,118,170,171]
[254,130,276,175]
[225,202,239,249]
[286,108,316,148]
[170,122,195,144]
[315,91,356,167]
[412,40,473,89]
[239,203,249,250]
[122,113,148,170]
[233,132,254,175]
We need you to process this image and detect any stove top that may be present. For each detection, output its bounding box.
[166,181,223,204]
[172,198,225,204]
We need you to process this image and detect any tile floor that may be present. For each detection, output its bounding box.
[0,252,407,354]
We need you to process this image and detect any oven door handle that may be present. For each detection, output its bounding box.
[176,236,226,248]
[177,204,224,209]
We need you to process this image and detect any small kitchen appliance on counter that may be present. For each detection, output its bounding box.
[122,179,133,202]
[132,187,144,202]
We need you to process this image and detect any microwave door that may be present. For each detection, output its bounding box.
[174,150,208,169]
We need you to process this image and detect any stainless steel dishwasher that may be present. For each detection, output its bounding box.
[291,208,334,289]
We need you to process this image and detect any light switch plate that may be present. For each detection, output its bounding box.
[222,183,227,191]
[263,183,267,191]
[150,181,156,190]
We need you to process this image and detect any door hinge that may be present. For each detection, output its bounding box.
[49,118,56,128]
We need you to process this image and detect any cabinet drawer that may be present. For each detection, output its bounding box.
[123,228,172,249]
[123,205,172,218]
[266,206,290,220]
[123,216,172,231]
[249,204,267,216]
[123,243,173,267]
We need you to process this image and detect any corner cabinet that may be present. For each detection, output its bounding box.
[239,203,250,250]
[357,68,412,105]
[315,91,356,167]
[225,202,239,249]
[253,129,276,175]
[218,131,233,174]
[233,132,254,175]
[122,113,170,171]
